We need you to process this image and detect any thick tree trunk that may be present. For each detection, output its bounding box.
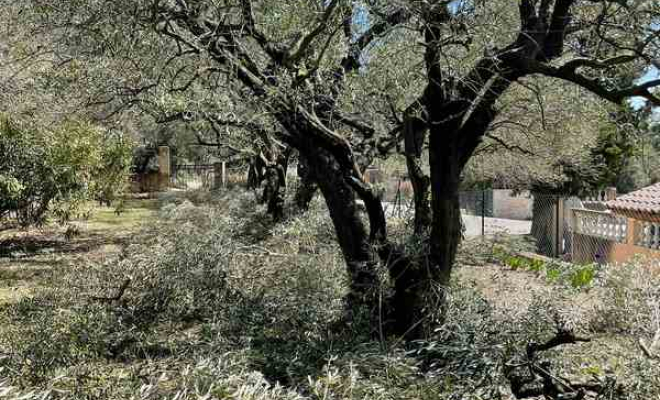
[390,128,464,338]
[294,153,318,210]
[427,141,463,331]
[303,146,381,322]
[403,114,431,234]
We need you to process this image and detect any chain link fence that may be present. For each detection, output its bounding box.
[170,164,249,190]
[151,161,660,266]
[460,190,660,266]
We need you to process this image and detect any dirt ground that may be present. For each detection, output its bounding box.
[457,264,598,322]
[456,263,657,385]
[0,199,158,304]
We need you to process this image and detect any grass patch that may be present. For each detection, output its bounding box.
[0,198,157,306]
[84,199,158,229]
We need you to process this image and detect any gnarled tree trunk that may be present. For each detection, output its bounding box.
[391,129,464,338]
[300,144,381,323]
[294,153,318,210]
[403,110,431,235]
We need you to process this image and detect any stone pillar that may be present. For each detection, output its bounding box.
[605,187,617,201]
[158,146,171,190]
[213,162,227,189]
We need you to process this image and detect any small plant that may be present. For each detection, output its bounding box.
[506,256,525,270]
[545,265,562,282]
[527,259,545,272]
[569,265,596,289]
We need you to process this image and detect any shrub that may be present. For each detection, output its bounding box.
[0,115,133,226]
[590,258,660,335]
[569,264,596,289]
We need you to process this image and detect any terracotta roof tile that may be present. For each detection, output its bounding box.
[606,182,660,215]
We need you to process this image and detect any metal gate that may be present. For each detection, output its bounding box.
[171,164,216,190]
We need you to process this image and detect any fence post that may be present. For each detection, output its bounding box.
[213,162,225,189]
[481,189,486,237]
[551,197,565,258]
[157,146,171,190]
[571,208,576,262]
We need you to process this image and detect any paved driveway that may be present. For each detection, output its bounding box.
[381,202,532,237]
[462,214,532,236]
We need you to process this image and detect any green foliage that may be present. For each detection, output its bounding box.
[490,241,598,289]
[0,115,133,225]
[0,175,24,212]
[589,259,660,335]
[590,106,640,192]
[0,193,659,398]
[545,265,562,282]
[569,265,596,289]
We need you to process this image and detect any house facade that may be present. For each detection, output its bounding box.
[605,182,660,262]
[570,184,660,264]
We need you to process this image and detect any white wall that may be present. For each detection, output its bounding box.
[492,190,533,220]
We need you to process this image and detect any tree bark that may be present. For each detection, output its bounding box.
[403,112,431,235]
[302,145,381,323]
[247,160,262,190]
[390,129,464,338]
[261,151,289,221]
[294,153,318,210]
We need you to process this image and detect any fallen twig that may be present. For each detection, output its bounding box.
[507,327,610,399]
[527,329,591,358]
[90,278,131,303]
[639,328,660,359]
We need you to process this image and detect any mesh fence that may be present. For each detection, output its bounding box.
[568,201,660,265]
[171,165,216,190]
[459,190,660,266]
[170,165,249,190]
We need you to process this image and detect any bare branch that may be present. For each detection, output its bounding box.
[287,0,342,66]
[484,132,537,156]
[531,61,660,106]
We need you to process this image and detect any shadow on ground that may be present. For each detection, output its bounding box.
[0,233,128,259]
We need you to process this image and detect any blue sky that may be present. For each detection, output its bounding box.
[622,21,659,112]
[630,66,660,110]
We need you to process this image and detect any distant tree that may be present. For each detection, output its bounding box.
[591,106,641,193]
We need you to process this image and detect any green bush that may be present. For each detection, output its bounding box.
[590,259,660,335]
[0,115,133,225]
[569,265,596,289]
[545,265,562,282]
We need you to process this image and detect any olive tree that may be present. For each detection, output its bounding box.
[18,0,660,338]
